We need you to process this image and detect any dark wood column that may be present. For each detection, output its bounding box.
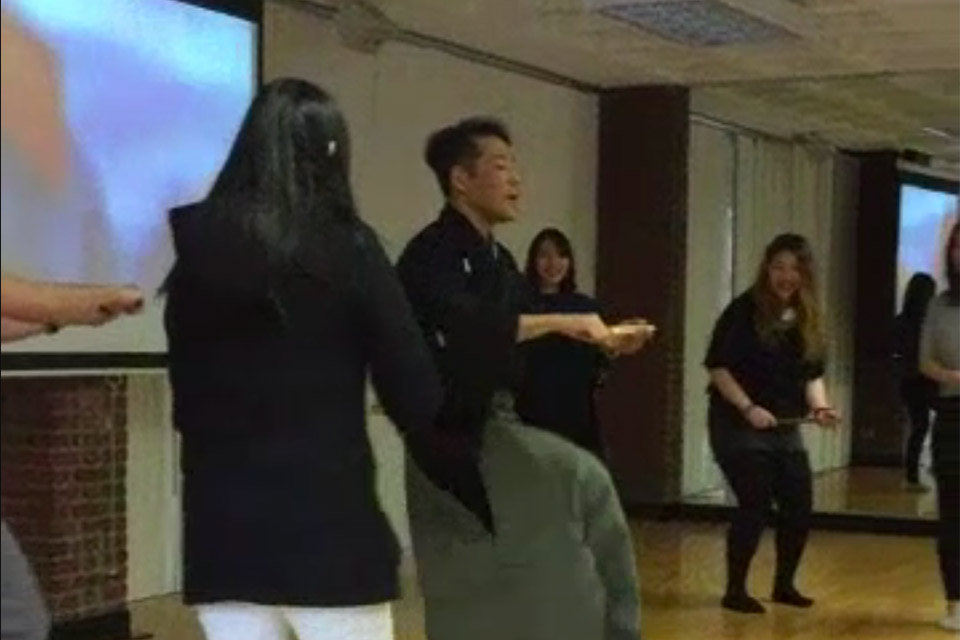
[850,151,902,465]
[595,86,690,504]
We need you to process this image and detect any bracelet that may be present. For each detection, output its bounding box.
[740,403,756,416]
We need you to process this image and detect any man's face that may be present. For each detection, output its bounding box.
[451,136,521,226]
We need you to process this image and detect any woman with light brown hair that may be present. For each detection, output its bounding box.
[704,233,840,614]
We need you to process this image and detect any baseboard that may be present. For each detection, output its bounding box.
[50,608,130,640]
[624,501,938,537]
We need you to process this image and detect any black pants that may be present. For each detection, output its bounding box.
[932,398,959,601]
[902,377,934,483]
[718,449,812,596]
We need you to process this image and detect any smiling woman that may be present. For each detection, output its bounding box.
[516,227,610,458]
[704,232,840,614]
[515,227,655,459]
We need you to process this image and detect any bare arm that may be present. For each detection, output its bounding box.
[805,377,841,427]
[920,358,960,386]
[805,377,830,410]
[1,316,51,343]
[517,312,609,344]
[709,368,753,413]
[1,273,143,327]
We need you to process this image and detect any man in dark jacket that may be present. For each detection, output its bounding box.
[398,117,641,640]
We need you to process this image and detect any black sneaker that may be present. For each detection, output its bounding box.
[772,587,814,608]
[722,592,766,614]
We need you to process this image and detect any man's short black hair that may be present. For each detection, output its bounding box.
[424,117,512,197]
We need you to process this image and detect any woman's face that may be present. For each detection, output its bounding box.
[535,239,571,292]
[767,250,803,303]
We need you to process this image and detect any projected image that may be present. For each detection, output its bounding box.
[897,183,958,307]
[0,0,255,292]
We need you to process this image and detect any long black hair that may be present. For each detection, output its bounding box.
[203,78,358,267]
[524,227,577,294]
[899,272,936,322]
[946,221,959,305]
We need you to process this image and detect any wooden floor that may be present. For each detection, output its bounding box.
[685,465,939,520]
[129,520,953,640]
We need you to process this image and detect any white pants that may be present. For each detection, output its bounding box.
[196,602,393,640]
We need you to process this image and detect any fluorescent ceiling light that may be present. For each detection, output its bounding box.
[596,0,797,46]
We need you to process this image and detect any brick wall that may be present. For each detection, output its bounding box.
[1,377,128,623]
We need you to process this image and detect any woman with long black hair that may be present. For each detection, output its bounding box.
[704,233,840,614]
[895,272,937,489]
[920,221,960,632]
[163,79,442,640]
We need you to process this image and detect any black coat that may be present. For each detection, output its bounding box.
[164,204,442,606]
[396,205,528,439]
[395,205,529,530]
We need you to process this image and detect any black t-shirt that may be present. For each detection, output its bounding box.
[515,290,607,453]
[704,291,825,456]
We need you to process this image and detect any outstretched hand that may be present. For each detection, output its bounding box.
[811,407,841,429]
[605,319,656,355]
[97,285,144,318]
[566,313,612,345]
[744,405,778,430]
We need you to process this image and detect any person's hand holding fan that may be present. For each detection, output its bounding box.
[605,318,656,355]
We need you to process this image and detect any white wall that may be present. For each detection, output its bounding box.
[263,2,598,272]
[682,124,735,496]
[125,1,599,597]
[681,122,858,497]
[126,374,181,600]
